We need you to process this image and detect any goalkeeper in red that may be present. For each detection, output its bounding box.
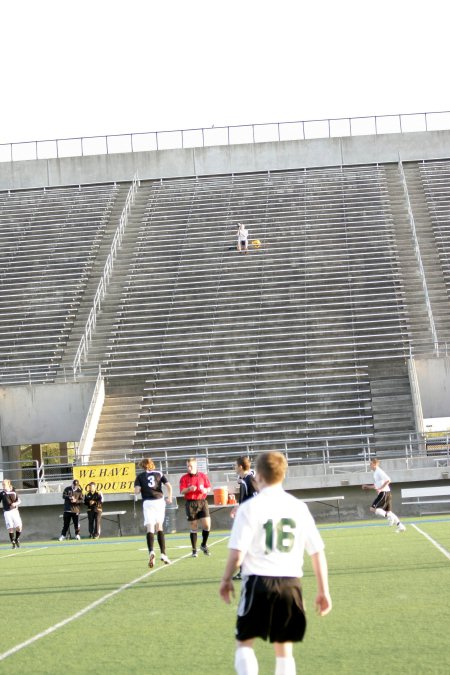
[219,451,332,675]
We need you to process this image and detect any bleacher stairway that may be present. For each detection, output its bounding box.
[89,382,143,460]
[400,163,450,343]
[57,184,153,378]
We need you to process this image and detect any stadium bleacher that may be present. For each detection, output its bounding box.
[1,157,450,468]
[0,183,118,384]
[97,166,410,454]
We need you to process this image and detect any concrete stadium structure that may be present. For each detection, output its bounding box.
[1,123,450,538]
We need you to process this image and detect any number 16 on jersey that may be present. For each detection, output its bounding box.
[263,518,296,553]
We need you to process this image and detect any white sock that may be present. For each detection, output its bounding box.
[235,647,259,675]
[386,511,400,525]
[275,656,296,675]
[375,508,386,518]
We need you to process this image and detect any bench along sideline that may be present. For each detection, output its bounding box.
[59,510,126,537]
[401,486,450,512]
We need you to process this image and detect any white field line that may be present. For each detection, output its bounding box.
[411,524,450,561]
[0,535,229,662]
[0,547,48,560]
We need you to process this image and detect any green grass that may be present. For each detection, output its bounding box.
[0,518,449,674]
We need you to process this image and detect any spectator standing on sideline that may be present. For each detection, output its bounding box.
[232,456,259,580]
[219,451,332,675]
[134,458,173,567]
[59,479,83,541]
[237,223,249,254]
[0,479,23,548]
[179,457,212,557]
[84,482,103,539]
[362,458,406,533]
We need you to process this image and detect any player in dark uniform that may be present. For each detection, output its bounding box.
[232,456,259,580]
[236,456,259,504]
[59,479,84,540]
[0,479,23,548]
[84,482,103,539]
[134,458,173,567]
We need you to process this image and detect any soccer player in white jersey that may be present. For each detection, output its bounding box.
[134,458,173,567]
[219,451,331,675]
[362,458,406,533]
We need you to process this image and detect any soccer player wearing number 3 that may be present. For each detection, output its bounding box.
[219,451,332,675]
[134,458,173,568]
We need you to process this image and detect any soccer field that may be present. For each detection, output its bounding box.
[0,518,449,675]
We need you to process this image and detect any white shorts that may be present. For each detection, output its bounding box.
[4,509,22,530]
[143,498,166,527]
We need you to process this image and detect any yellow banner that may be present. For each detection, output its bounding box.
[73,463,136,494]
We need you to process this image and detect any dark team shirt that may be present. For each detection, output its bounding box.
[135,470,168,500]
[238,471,258,504]
[84,490,103,512]
[0,490,19,511]
[62,485,84,513]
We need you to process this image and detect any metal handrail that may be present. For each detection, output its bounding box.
[73,173,140,377]
[2,111,450,163]
[76,366,104,462]
[398,159,439,354]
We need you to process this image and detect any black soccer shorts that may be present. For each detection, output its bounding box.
[371,491,392,512]
[185,499,210,521]
[236,575,306,644]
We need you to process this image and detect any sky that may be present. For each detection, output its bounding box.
[1,0,449,145]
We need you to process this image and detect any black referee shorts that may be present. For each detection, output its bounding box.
[236,575,306,644]
[185,499,210,521]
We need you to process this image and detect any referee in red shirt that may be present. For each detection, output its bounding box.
[179,457,212,557]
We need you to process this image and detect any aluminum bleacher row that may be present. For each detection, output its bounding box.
[100,165,411,450]
[0,183,118,383]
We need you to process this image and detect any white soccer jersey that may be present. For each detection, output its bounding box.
[373,466,391,492]
[228,484,324,578]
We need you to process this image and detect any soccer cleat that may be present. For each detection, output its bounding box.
[232,571,242,581]
[11,541,16,549]
[191,550,198,558]
[396,523,406,533]
[75,534,81,540]
[148,551,156,568]
[15,540,20,548]
[200,544,211,556]
[160,553,171,565]
[58,535,65,542]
